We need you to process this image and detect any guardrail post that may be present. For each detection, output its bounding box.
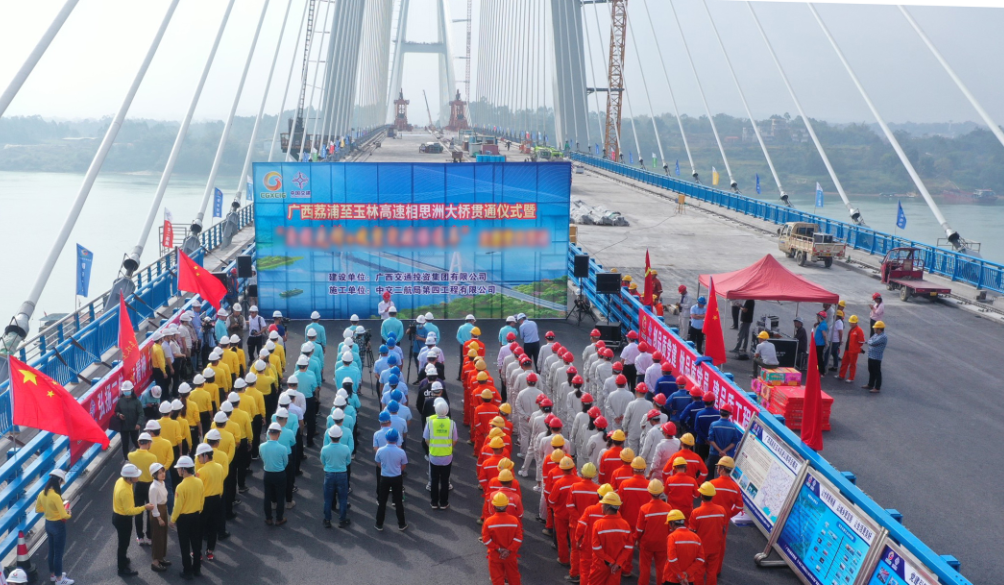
[884,509,903,524]
[939,555,960,571]
[841,471,857,485]
[38,335,46,355]
[56,323,64,344]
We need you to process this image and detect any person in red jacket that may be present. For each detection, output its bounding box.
[474,389,502,449]
[549,456,580,568]
[589,492,634,585]
[615,456,650,578]
[610,448,637,490]
[663,434,708,483]
[709,455,743,580]
[690,483,728,585]
[664,510,706,585]
[567,463,601,583]
[576,484,614,584]
[664,457,701,521]
[478,440,507,492]
[635,480,673,585]
[482,468,523,521]
[542,447,566,533]
[482,492,524,585]
[598,430,626,485]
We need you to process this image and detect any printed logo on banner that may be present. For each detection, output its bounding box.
[290,171,311,199]
[264,171,283,191]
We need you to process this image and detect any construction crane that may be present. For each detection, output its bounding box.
[603,0,627,159]
[422,89,435,130]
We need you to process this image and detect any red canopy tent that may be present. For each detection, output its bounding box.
[698,254,839,303]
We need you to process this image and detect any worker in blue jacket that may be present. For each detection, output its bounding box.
[668,385,694,425]
[652,362,678,401]
[678,389,705,436]
[692,392,720,462]
[706,406,743,479]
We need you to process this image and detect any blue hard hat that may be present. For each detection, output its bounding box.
[379,345,389,354]
[390,366,400,376]
[389,374,399,385]
[385,429,399,443]
[390,389,404,402]
[387,333,397,341]
[388,400,400,413]
[387,338,396,347]
[387,355,398,366]
[378,411,391,423]
[697,296,707,305]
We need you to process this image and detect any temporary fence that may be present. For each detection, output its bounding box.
[571,152,1004,295]
[565,242,969,585]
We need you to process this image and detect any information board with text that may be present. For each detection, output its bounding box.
[733,414,805,533]
[862,539,939,585]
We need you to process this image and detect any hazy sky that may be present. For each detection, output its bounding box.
[1,0,1003,126]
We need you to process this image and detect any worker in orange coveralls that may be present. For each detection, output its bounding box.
[664,509,706,585]
[664,458,701,521]
[689,483,727,585]
[548,456,580,569]
[709,456,743,582]
[566,463,601,583]
[634,480,672,585]
[482,491,523,585]
[575,484,614,584]
[588,491,634,585]
[598,430,626,485]
[613,456,651,577]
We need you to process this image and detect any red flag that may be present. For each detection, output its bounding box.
[118,293,140,381]
[642,250,654,307]
[161,208,174,249]
[800,343,825,451]
[9,356,109,448]
[703,277,728,366]
[177,250,227,310]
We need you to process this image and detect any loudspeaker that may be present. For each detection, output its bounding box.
[236,255,253,278]
[595,272,622,294]
[572,254,589,278]
[596,324,622,345]
[212,271,228,286]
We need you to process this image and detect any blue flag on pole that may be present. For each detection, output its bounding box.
[756,173,761,195]
[815,182,825,208]
[213,188,224,218]
[896,201,907,229]
[675,160,680,176]
[629,152,634,165]
[76,244,93,297]
[246,176,253,201]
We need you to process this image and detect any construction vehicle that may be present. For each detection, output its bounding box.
[880,247,951,301]
[777,222,846,268]
[531,146,564,162]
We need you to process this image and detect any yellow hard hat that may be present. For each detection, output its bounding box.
[666,509,686,523]
[698,482,717,497]
[838,300,846,308]
[648,479,665,495]
[491,492,510,508]
[500,403,512,415]
[498,469,514,482]
[622,274,633,282]
[848,315,859,324]
[491,416,506,428]
[581,462,598,479]
[559,456,575,470]
[631,456,647,470]
[836,310,844,317]
[758,331,770,340]
[619,448,636,463]
[468,348,478,358]
[629,283,638,290]
[488,427,504,439]
[550,449,565,463]
[600,492,623,506]
[597,484,614,497]
[471,326,481,336]
[498,458,514,470]
[551,435,566,447]
[874,320,885,329]
[481,388,493,399]
[610,430,626,442]
[489,437,505,449]
[672,457,688,468]
[651,269,658,276]
[717,456,735,469]
[475,361,487,371]
[680,433,695,446]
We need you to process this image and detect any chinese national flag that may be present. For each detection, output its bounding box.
[801,344,825,451]
[703,277,727,367]
[162,208,174,249]
[643,250,654,307]
[177,250,227,310]
[9,356,109,448]
[118,293,140,380]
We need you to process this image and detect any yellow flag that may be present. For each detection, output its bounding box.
[712,167,720,186]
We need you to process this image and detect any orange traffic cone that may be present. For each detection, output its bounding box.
[16,530,37,583]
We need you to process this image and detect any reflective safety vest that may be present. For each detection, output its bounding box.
[428,416,455,457]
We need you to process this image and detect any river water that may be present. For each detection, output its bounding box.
[1,170,1000,335]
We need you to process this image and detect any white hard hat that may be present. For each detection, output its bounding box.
[425,312,434,320]
[350,314,359,321]
[202,367,216,378]
[50,469,67,481]
[232,303,242,312]
[341,377,354,386]
[209,349,222,360]
[268,331,279,340]
[311,311,321,319]
[245,373,257,384]
[144,420,161,431]
[425,335,436,345]
[249,305,258,312]
[296,355,310,366]
[175,456,195,469]
[425,364,437,375]
[159,402,172,414]
[233,378,247,389]
[355,326,365,334]
[331,407,345,421]
[301,341,315,353]
[195,443,214,456]
[388,306,397,313]
[435,401,449,416]
[121,463,141,478]
[193,374,205,385]
[431,381,444,392]
[265,340,277,350]
[343,337,354,346]
[334,396,347,407]
[138,432,152,442]
[150,386,162,398]
[149,462,164,476]
[218,309,229,317]
[268,422,283,433]
[336,388,348,398]
[228,392,241,404]
[214,411,229,423]
[259,348,270,358]
[506,315,516,323]
[205,429,222,441]
[171,399,183,410]
[278,394,292,406]
[220,401,234,413]
[255,359,267,371]
[286,375,298,385]
[273,310,283,318]
[328,425,343,439]
[180,312,193,322]
[178,382,191,394]
[218,336,230,345]
[150,331,163,341]
[465,314,476,321]
[229,334,241,344]
[7,569,28,584]
[416,315,426,324]
[307,329,317,338]
[121,381,134,392]
[430,347,441,358]
[275,407,289,418]
[341,352,353,363]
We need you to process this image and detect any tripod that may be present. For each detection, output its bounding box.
[567,292,596,325]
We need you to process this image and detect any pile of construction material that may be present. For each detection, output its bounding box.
[570,199,629,226]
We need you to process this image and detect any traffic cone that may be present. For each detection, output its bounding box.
[16,530,37,583]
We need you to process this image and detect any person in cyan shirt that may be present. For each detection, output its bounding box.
[259,424,290,525]
[321,426,352,528]
[374,429,408,531]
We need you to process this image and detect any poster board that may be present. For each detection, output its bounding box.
[733,413,806,535]
[858,537,940,585]
[776,467,884,585]
[252,162,572,319]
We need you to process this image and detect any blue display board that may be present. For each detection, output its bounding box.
[776,469,881,585]
[864,540,939,585]
[252,162,571,319]
[733,415,804,533]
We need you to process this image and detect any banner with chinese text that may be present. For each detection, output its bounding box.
[252,162,572,319]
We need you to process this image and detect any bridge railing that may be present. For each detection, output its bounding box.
[571,152,1004,295]
[565,242,970,585]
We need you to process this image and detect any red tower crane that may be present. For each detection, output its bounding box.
[603,0,627,159]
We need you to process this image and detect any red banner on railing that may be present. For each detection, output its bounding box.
[639,309,759,429]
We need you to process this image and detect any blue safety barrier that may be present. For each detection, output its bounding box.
[565,242,970,585]
[571,152,1004,295]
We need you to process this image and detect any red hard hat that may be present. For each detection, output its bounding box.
[678,285,687,293]
[817,311,827,318]
[627,331,639,340]
[382,291,392,300]
[647,408,662,420]
[719,404,732,414]
[545,331,555,339]
[596,341,606,349]
[527,372,538,383]
[653,393,667,406]
[563,353,574,363]
[661,362,673,372]
[661,422,677,435]
[587,406,601,417]
[509,342,519,351]
[567,366,578,375]
[514,346,524,355]
[507,332,517,341]
[689,387,702,397]
[550,419,563,429]
[520,357,532,365]
[541,398,553,408]
[590,329,601,337]
[544,414,555,425]
[702,392,716,402]
[552,342,562,351]
[536,394,546,405]
[872,292,881,299]
[612,362,623,372]
[635,382,648,394]
[572,375,584,385]
[652,351,662,361]
[594,416,609,429]
[638,342,650,353]
[579,390,591,401]
[675,375,688,388]
[615,374,627,386]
